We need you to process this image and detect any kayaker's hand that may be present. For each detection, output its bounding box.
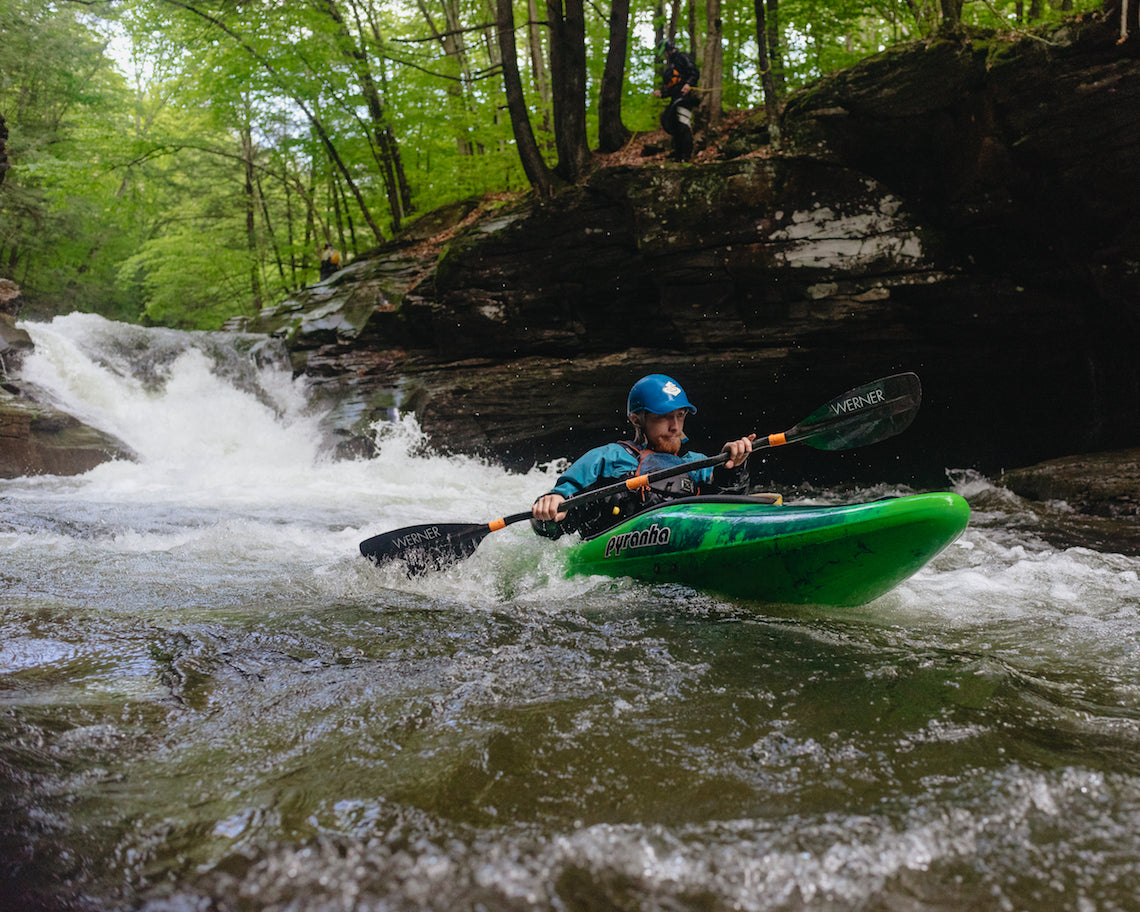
[533,493,568,522]
[722,434,756,469]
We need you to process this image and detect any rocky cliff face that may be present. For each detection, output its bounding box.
[246,17,1138,488]
[7,18,1138,490]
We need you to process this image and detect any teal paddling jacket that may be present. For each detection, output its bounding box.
[548,442,715,498]
[534,441,749,540]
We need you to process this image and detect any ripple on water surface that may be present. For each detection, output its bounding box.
[4,317,1140,910]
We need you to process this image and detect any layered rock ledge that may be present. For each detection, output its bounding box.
[996,448,1140,556]
[247,19,1139,493]
[4,18,1139,511]
[0,384,133,478]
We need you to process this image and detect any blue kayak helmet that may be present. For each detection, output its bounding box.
[627,374,697,416]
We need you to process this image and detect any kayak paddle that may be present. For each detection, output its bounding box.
[359,372,921,573]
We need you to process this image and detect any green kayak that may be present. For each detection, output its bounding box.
[562,492,970,606]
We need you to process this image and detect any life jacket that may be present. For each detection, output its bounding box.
[573,443,703,538]
[532,441,715,541]
[616,440,700,503]
[660,51,699,98]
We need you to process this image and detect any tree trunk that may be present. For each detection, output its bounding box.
[766,0,785,96]
[349,0,415,216]
[318,0,408,233]
[372,44,415,219]
[164,0,387,244]
[598,0,632,152]
[480,0,502,71]
[546,0,590,182]
[254,173,288,292]
[416,0,476,155]
[361,72,408,232]
[0,112,9,189]
[282,167,299,289]
[497,0,554,195]
[753,0,781,146]
[303,165,318,274]
[241,121,263,313]
[702,0,724,126]
[526,0,552,133]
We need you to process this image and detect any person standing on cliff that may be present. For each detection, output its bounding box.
[319,243,341,281]
[530,374,754,540]
[653,40,701,162]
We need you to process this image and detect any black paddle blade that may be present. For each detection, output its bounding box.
[793,372,921,451]
[359,522,491,574]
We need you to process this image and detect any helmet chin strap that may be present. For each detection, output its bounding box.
[629,412,646,444]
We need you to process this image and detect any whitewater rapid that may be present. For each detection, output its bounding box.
[8,313,1140,645]
[4,313,1140,912]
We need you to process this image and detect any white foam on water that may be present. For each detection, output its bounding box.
[9,314,580,611]
[10,315,1140,624]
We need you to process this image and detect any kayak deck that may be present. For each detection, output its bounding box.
[562,492,970,606]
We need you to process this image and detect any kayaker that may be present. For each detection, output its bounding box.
[531,374,755,539]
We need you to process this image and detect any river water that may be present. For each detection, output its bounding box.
[3,314,1140,912]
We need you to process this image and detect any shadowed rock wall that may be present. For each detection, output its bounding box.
[7,19,1137,488]
[246,19,1139,487]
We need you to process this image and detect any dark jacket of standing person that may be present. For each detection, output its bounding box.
[319,243,341,281]
[654,41,701,161]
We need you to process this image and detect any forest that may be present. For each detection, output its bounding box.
[0,0,1101,329]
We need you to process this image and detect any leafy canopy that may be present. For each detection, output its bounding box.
[0,0,1104,328]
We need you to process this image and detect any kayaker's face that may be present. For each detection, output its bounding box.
[642,409,687,454]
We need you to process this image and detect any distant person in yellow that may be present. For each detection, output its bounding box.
[319,243,341,281]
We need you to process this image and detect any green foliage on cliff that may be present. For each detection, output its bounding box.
[0,0,1106,329]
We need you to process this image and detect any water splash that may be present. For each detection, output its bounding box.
[6,315,1140,912]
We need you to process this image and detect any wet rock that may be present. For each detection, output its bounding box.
[3,312,134,477]
[0,384,135,478]
[1000,449,1140,518]
[989,448,1140,556]
[0,313,33,370]
[0,278,23,315]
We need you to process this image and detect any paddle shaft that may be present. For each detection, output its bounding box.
[522,376,919,529]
